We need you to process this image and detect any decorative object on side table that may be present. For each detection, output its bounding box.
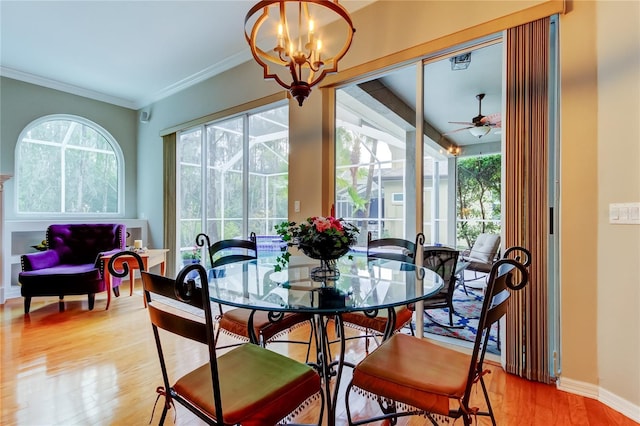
[31,239,47,251]
[274,216,359,281]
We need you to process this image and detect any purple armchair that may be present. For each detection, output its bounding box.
[19,224,126,314]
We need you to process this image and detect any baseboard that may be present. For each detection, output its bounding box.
[557,377,640,423]
[599,387,640,423]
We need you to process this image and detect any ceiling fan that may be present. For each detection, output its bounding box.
[445,93,501,138]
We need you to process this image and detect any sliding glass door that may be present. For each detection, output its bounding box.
[333,37,505,352]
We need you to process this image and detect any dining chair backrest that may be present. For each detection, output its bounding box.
[196,232,257,269]
[141,263,222,423]
[367,231,424,264]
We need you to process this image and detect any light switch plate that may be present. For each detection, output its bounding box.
[610,202,640,224]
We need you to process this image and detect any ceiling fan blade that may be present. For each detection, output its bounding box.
[443,126,473,135]
[448,121,474,126]
[481,113,502,127]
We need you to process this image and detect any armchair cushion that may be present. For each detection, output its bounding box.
[465,233,500,264]
[19,264,103,296]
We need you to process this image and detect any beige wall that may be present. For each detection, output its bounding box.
[559,0,600,389]
[558,0,640,412]
[594,0,639,408]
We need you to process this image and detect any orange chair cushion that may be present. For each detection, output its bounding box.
[352,333,471,416]
[341,305,413,333]
[218,308,311,342]
[173,343,320,425]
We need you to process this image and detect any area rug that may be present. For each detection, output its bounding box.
[416,284,501,355]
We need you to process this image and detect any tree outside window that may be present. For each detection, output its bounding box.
[456,154,501,248]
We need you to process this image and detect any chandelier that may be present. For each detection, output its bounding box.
[245,0,356,106]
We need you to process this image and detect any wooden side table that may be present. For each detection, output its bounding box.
[102,249,169,309]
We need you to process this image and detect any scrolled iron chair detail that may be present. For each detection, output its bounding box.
[107,250,146,303]
[344,246,531,426]
[141,262,324,425]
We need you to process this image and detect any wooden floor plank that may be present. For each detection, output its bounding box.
[1,285,637,425]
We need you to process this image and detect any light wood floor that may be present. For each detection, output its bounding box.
[1,283,637,426]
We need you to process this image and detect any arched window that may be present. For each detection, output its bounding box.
[15,115,124,215]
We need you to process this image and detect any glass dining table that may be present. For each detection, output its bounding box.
[207,254,443,426]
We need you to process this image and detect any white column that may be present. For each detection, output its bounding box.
[0,174,12,304]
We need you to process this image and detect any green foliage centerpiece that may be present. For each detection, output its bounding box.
[274,216,359,281]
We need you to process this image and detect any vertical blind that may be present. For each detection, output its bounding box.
[504,16,551,383]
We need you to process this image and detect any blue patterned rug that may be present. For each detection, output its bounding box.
[417,284,500,355]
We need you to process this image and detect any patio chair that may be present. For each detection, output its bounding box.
[459,233,501,294]
[196,233,315,359]
[344,247,530,426]
[421,246,461,327]
[140,263,323,425]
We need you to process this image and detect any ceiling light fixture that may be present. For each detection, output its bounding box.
[469,126,491,138]
[245,0,356,106]
[448,146,461,156]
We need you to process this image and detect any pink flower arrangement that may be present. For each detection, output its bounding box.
[274,216,359,271]
[311,216,344,233]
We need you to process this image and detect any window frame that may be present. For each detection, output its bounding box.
[14,114,125,218]
[176,100,289,262]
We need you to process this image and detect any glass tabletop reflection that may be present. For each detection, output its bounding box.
[207,255,443,314]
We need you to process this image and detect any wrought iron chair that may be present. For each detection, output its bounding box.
[459,233,501,294]
[344,246,530,426]
[139,261,324,425]
[196,233,315,358]
[338,232,424,353]
[421,246,461,328]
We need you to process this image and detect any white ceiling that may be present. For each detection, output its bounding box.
[0,0,375,109]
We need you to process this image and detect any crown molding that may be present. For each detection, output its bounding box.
[136,50,252,109]
[1,48,252,111]
[0,66,137,110]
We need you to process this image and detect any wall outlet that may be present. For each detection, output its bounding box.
[294,200,300,213]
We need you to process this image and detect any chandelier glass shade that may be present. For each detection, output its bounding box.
[245,0,355,106]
